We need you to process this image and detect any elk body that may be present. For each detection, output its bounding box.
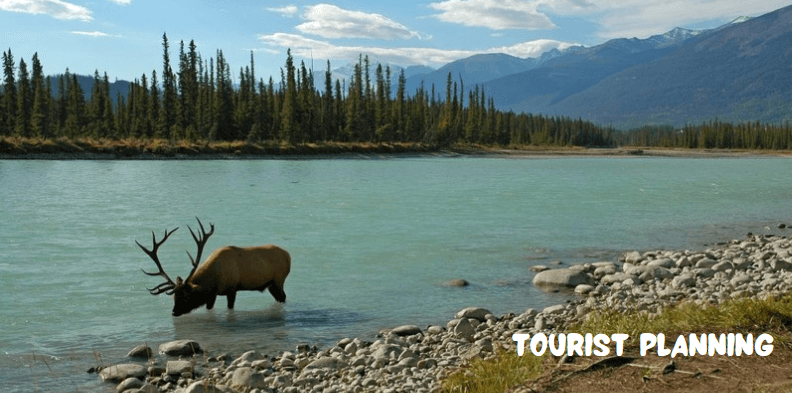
[137,218,291,317]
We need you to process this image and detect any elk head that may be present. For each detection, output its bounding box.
[137,217,215,316]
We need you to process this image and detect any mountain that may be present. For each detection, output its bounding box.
[483,26,702,113]
[542,5,792,128]
[405,49,572,98]
[49,73,131,104]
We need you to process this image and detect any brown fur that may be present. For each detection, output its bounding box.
[171,244,291,316]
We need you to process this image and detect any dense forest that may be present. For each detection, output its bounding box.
[0,34,790,151]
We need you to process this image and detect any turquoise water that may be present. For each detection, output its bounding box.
[1,156,790,392]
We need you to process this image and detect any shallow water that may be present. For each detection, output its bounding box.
[1,156,790,392]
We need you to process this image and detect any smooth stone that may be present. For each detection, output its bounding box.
[672,274,696,288]
[574,284,595,294]
[303,357,349,371]
[530,265,549,272]
[441,279,470,287]
[231,367,267,389]
[159,340,202,356]
[391,325,422,336]
[453,318,475,340]
[455,307,492,322]
[532,268,594,288]
[542,304,565,315]
[623,251,643,263]
[99,364,146,383]
[166,360,193,376]
[695,258,718,269]
[116,377,144,392]
[600,272,636,285]
[711,261,733,272]
[127,345,153,359]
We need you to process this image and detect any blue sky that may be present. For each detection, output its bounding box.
[1,0,790,83]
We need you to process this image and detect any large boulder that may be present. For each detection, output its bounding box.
[533,268,594,288]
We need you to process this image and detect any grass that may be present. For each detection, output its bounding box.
[440,349,546,393]
[440,294,792,393]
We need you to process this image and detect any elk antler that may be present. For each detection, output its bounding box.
[137,227,179,295]
[184,217,215,282]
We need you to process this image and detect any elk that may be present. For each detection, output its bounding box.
[137,218,291,317]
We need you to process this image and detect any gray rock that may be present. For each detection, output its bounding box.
[116,377,144,392]
[671,274,696,289]
[532,268,594,288]
[542,304,565,315]
[99,364,146,383]
[441,278,470,287]
[453,318,476,340]
[574,284,595,294]
[455,307,492,322]
[593,265,617,277]
[731,273,752,286]
[231,367,267,389]
[391,325,422,336]
[530,265,549,272]
[126,345,153,359]
[770,259,792,271]
[158,340,202,357]
[694,268,717,278]
[372,344,401,360]
[695,258,718,269]
[137,384,160,393]
[427,325,445,334]
[711,261,733,272]
[166,360,193,376]
[647,258,674,268]
[303,357,349,371]
[623,251,643,263]
[600,272,636,285]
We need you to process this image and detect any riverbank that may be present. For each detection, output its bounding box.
[94,229,792,393]
[2,136,789,160]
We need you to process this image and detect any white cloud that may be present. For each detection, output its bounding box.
[258,33,576,66]
[296,4,425,40]
[71,30,117,37]
[490,38,578,57]
[428,0,556,30]
[266,4,298,17]
[108,0,130,5]
[0,0,92,21]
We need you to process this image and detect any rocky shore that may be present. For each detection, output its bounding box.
[97,230,792,393]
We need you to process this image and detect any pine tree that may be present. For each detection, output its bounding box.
[280,49,298,144]
[159,33,177,139]
[15,57,32,137]
[30,53,49,137]
[2,49,17,136]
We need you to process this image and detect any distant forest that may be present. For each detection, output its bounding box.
[1,35,790,150]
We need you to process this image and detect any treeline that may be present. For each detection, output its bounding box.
[0,35,613,148]
[617,121,792,149]
[2,36,790,150]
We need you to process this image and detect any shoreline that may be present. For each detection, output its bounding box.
[1,137,790,160]
[94,228,792,392]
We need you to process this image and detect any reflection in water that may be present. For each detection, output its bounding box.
[170,302,370,357]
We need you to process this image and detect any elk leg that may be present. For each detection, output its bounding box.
[268,284,287,303]
[206,295,217,310]
[227,292,237,309]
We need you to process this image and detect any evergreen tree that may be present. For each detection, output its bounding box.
[30,53,49,137]
[2,49,16,136]
[15,57,32,137]
[280,49,298,143]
